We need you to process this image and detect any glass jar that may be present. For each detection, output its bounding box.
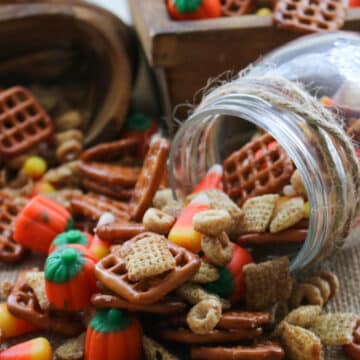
[169,31,360,272]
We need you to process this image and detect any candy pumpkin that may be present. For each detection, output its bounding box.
[49,230,91,254]
[167,0,222,20]
[123,113,159,158]
[204,243,253,303]
[45,244,97,311]
[85,308,142,360]
[14,195,73,254]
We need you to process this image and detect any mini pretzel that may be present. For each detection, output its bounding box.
[290,283,324,308]
[79,161,140,187]
[237,229,307,246]
[201,232,233,267]
[191,261,220,284]
[344,322,360,360]
[96,222,146,243]
[0,86,53,157]
[7,270,84,336]
[143,208,175,234]
[82,178,133,201]
[130,138,170,221]
[158,327,263,344]
[91,293,187,314]
[95,238,200,305]
[223,134,294,206]
[187,299,222,335]
[221,0,253,16]
[193,210,232,236]
[80,137,140,162]
[0,194,26,263]
[190,344,285,360]
[71,192,130,222]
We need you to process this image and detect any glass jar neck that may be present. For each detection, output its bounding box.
[170,93,352,272]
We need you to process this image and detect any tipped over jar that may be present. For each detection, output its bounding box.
[169,31,360,272]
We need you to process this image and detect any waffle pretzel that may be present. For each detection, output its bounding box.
[0,86,53,157]
[273,0,347,33]
[221,0,253,16]
[190,344,285,360]
[130,138,170,221]
[7,270,84,336]
[95,238,200,305]
[91,293,187,314]
[223,133,294,206]
[0,194,26,262]
[71,193,130,222]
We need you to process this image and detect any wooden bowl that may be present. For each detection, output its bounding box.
[0,0,137,144]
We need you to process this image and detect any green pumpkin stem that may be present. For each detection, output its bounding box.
[65,217,74,231]
[45,246,85,283]
[125,113,151,132]
[90,309,130,333]
[204,267,235,299]
[52,230,88,247]
[173,0,203,13]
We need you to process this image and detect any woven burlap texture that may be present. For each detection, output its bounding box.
[0,245,359,359]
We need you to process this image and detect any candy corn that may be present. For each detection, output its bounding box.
[192,164,223,194]
[320,96,335,107]
[0,337,52,360]
[0,304,38,339]
[168,193,210,253]
[89,235,110,260]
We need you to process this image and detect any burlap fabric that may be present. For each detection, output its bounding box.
[0,244,359,359]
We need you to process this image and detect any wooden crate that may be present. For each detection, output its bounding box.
[129,0,360,131]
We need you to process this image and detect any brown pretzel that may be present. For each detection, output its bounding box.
[82,178,133,201]
[237,229,307,246]
[0,194,26,262]
[191,344,285,359]
[79,161,140,187]
[7,270,84,336]
[164,311,270,330]
[221,0,253,16]
[96,222,145,243]
[70,193,130,222]
[157,327,263,344]
[344,323,360,360]
[80,137,140,161]
[274,0,347,34]
[223,133,294,206]
[91,293,187,314]
[130,138,170,221]
[0,86,53,157]
[95,237,200,305]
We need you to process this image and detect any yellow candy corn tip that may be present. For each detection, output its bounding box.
[168,227,202,253]
[304,202,310,219]
[91,245,110,260]
[30,337,52,360]
[256,7,272,15]
[22,156,47,179]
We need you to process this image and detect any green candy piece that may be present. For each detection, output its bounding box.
[90,308,130,333]
[125,113,151,132]
[173,0,203,13]
[65,217,74,231]
[45,246,85,284]
[52,230,88,248]
[204,267,235,299]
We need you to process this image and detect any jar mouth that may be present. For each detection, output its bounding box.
[169,94,331,272]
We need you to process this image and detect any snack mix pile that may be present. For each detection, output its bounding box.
[0,85,358,360]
